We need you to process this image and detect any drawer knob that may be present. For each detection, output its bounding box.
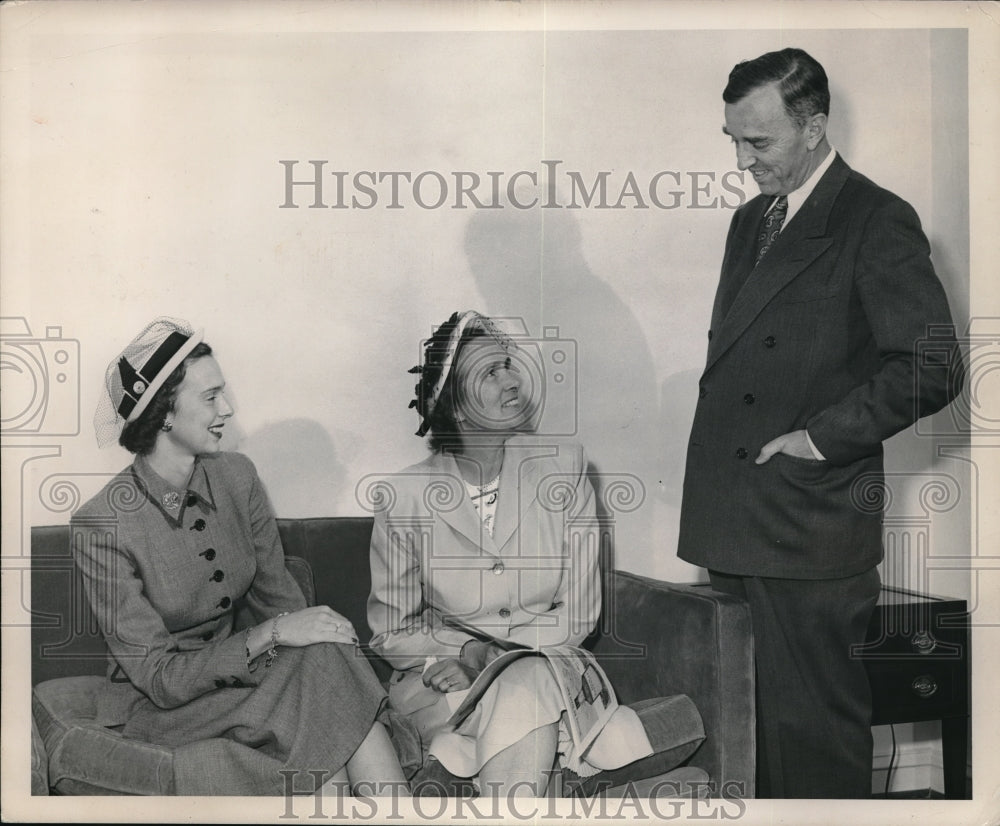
[912,631,937,655]
[911,674,939,699]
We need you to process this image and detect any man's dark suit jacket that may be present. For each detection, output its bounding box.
[678,154,962,579]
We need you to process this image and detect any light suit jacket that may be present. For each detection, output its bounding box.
[366,437,601,715]
[678,155,962,579]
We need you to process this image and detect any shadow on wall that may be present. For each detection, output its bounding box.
[659,368,702,507]
[463,207,662,564]
[238,418,348,518]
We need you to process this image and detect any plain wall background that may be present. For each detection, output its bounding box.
[5,27,969,590]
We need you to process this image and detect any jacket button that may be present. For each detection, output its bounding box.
[231,678,246,688]
[735,447,748,459]
[492,562,505,575]
[707,329,713,341]
[210,569,225,582]
[202,630,214,641]
[699,385,707,399]
[744,393,756,405]
[763,336,776,348]
[218,596,231,609]
[186,493,198,507]
[214,678,226,689]
[498,608,511,619]
[191,519,206,532]
[200,548,216,561]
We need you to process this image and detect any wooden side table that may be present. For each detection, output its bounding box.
[856,585,971,799]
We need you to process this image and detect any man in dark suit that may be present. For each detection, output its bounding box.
[677,48,963,798]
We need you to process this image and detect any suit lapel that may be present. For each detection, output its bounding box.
[709,197,769,339]
[705,156,849,373]
[424,452,495,552]
[491,440,552,555]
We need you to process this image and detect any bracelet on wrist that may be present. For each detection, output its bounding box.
[264,612,289,669]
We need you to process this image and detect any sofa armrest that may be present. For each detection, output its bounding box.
[590,572,754,798]
[284,555,316,606]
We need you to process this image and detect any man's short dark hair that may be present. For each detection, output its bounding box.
[723,47,830,127]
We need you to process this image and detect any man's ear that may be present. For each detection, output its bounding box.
[805,112,828,150]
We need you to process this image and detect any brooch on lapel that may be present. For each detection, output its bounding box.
[161,491,181,511]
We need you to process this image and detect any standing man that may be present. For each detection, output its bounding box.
[677,48,963,798]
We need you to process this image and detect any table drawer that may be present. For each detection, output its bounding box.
[865,659,966,725]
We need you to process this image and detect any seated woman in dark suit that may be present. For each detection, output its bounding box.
[72,317,408,796]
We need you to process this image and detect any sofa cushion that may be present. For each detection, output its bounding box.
[31,713,49,795]
[563,694,706,797]
[33,676,174,795]
[284,555,316,605]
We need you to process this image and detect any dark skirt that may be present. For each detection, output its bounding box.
[121,642,386,795]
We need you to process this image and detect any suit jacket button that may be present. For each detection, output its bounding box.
[218,596,231,609]
[707,330,713,341]
[763,336,776,348]
[699,385,708,399]
[492,562,505,575]
[735,447,748,459]
[744,393,756,405]
[214,678,226,689]
[210,569,225,582]
[498,608,511,619]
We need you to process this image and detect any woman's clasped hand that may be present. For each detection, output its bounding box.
[271,606,360,648]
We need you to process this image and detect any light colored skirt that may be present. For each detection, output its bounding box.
[392,657,595,779]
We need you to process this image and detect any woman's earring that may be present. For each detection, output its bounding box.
[161,421,173,433]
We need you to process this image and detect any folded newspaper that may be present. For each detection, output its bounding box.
[445,644,625,763]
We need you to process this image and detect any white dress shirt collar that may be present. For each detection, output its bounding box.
[779,147,836,227]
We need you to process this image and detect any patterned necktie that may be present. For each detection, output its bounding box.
[754,195,788,267]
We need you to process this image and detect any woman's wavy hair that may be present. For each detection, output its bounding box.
[119,342,214,455]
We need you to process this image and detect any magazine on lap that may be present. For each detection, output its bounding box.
[423,645,654,772]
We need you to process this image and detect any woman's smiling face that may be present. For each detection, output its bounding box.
[453,338,530,434]
[162,356,233,457]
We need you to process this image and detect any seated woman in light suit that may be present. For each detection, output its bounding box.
[72,317,408,795]
[367,310,611,798]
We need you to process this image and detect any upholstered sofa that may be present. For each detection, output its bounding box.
[30,517,754,798]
